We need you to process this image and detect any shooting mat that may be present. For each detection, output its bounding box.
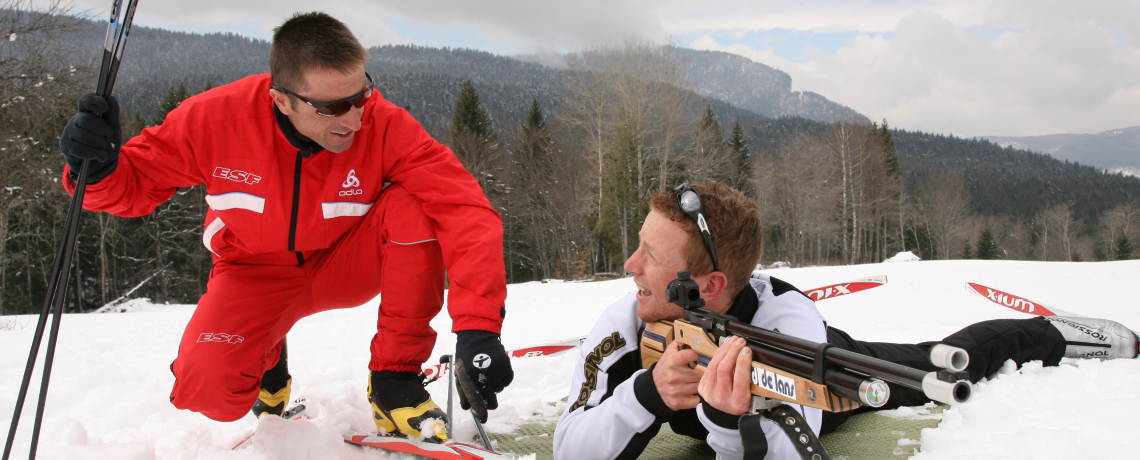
[485,404,947,460]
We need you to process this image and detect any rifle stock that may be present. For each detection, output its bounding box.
[642,320,871,412]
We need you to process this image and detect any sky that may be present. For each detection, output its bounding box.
[61,0,1140,138]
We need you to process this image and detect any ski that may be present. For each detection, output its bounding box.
[345,434,512,460]
[422,336,585,382]
[509,336,586,358]
[228,398,309,450]
[965,282,1082,317]
[966,282,1140,334]
[804,275,888,301]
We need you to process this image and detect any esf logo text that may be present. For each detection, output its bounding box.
[212,167,262,185]
[751,367,796,400]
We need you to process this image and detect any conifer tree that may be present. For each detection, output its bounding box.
[506,98,555,282]
[450,80,500,197]
[155,82,190,125]
[592,122,646,271]
[453,80,494,140]
[686,105,729,183]
[729,120,750,191]
[975,224,1000,260]
[878,119,899,177]
[960,237,973,259]
[1115,233,1135,260]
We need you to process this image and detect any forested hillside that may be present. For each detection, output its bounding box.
[985,127,1140,176]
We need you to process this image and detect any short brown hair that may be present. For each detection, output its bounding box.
[649,182,762,298]
[270,12,368,92]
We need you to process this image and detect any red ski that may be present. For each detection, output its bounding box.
[804,275,888,301]
[344,434,512,460]
[964,282,1080,317]
[422,336,586,380]
[508,336,587,358]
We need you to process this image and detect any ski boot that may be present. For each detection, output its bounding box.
[252,339,292,418]
[369,370,449,442]
[1045,316,1139,360]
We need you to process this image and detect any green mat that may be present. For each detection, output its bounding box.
[487,405,947,460]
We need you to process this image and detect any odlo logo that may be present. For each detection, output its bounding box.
[340,169,362,196]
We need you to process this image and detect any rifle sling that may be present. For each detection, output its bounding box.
[742,404,830,460]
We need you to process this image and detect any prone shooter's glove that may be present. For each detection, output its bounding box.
[59,93,122,183]
[455,330,514,414]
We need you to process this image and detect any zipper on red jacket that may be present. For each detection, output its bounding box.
[288,151,304,265]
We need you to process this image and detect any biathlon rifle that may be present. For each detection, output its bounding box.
[640,271,973,413]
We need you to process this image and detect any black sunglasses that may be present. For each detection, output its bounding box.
[675,182,720,272]
[271,73,374,117]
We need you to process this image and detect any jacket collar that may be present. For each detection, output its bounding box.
[723,284,760,324]
[273,103,324,158]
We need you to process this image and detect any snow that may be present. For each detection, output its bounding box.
[885,251,921,263]
[2,259,1140,459]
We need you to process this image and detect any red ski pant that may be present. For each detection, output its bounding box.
[169,184,445,422]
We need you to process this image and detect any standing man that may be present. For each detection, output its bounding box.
[553,181,1138,459]
[57,12,513,441]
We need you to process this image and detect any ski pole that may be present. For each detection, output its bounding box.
[442,355,454,441]
[2,1,138,459]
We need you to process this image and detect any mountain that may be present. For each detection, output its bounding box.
[984,127,1140,177]
[674,48,866,123]
[513,48,867,124]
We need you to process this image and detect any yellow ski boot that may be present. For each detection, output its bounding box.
[368,370,449,442]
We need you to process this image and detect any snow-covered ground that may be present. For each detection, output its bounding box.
[2,258,1140,459]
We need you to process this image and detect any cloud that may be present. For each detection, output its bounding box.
[693,4,1140,136]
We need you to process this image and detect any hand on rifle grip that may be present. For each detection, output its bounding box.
[698,336,753,416]
[652,341,702,411]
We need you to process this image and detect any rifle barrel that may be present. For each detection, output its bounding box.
[727,322,927,391]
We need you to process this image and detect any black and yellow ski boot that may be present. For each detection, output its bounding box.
[368,370,449,442]
[252,339,292,418]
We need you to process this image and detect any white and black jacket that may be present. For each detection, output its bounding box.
[552,272,828,460]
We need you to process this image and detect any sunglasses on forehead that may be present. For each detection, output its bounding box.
[271,73,375,117]
[675,182,720,272]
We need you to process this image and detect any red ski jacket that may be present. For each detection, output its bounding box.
[64,74,506,334]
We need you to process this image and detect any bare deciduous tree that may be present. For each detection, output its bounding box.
[914,170,971,260]
[0,0,91,314]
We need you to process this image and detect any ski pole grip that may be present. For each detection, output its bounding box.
[453,360,489,423]
[929,344,969,373]
[921,372,972,405]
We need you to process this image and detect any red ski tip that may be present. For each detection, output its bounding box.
[804,275,887,302]
[965,282,1060,316]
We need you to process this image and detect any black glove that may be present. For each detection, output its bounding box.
[455,330,514,411]
[59,93,122,183]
